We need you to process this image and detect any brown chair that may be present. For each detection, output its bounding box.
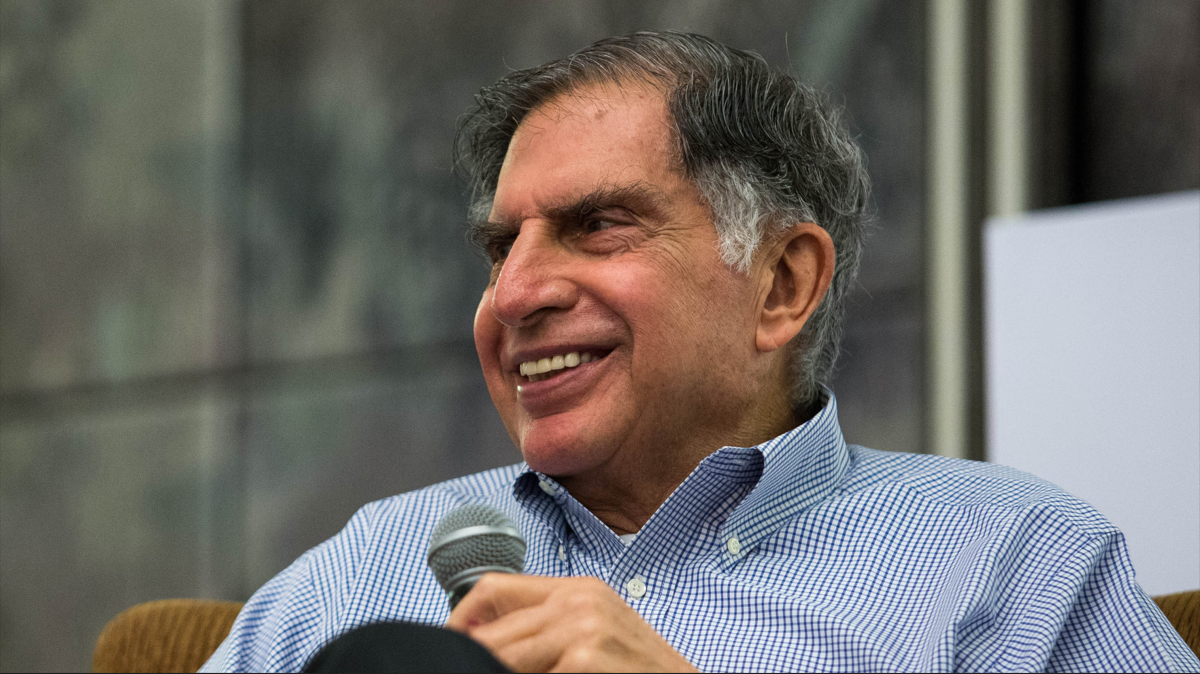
[1155,590,1200,658]
[94,591,1200,672]
[93,599,244,673]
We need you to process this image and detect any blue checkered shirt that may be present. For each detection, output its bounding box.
[202,395,1199,672]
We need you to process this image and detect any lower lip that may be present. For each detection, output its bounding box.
[516,355,610,416]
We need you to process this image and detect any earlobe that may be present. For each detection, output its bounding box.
[755,223,835,353]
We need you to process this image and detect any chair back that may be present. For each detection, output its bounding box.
[93,591,1199,671]
[1154,590,1200,657]
[92,599,244,673]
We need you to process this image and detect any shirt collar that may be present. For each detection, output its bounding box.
[720,390,850,558]
[510,391,850,559]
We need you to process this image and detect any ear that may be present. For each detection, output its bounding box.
[755,222,836,353]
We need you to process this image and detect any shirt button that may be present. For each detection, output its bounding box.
[726,536,742,556]
[538,480,557,496]
[558,544,566,562]
[625,577,647,599]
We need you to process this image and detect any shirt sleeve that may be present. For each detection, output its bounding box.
[950,501,1199,673]
[199,501,380,673]
[1044,532,1199,673]
[966,500,1199,672]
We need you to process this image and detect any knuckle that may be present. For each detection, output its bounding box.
[562,645,600,670]
[566,589,601,612]
[577,614,604,636]
[470,574,501,599]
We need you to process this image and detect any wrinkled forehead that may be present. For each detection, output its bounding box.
[491,81,684,223]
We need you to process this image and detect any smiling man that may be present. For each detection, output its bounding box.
[204,32,1198,673]
[471,79,830,538]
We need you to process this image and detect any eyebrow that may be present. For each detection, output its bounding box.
[469,180,671,246]
[539,181,670,227]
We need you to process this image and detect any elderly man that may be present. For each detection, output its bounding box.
[204,32,1197,673]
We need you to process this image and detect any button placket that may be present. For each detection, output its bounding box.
[726,535,742,556]
[624,575,647,600]
[716,530,757,572]
[609,537,650,603]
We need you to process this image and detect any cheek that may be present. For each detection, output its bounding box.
[631,261,746,339]
[619,263,758,388]
[601,271,707,380]
[474,291,524,443]
[473,292,503,375]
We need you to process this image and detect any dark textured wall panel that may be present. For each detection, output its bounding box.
[0,1,927,669]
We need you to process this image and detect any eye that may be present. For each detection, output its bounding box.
[582,215,624,234]
[487,236,516,263]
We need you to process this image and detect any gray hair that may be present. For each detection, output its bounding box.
[455,31,870,407]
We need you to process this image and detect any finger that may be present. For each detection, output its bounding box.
[468,600,554,650]
[470,604,565,673]
[487,583,621,673]
[446,573,562,632]
[489,617,580,674]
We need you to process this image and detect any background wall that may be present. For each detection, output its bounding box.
[986,192,1200,597]
[1,2,926,669]
[0,1,1195,671]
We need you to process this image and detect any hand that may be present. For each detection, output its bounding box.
[445,573,698,673]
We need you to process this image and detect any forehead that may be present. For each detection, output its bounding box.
[491,83,682,220]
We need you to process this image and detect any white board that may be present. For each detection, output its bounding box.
[985,191,1200,596]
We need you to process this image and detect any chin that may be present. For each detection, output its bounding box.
[516,418,611,478]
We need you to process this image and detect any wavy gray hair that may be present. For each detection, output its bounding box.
[455,31,870,407]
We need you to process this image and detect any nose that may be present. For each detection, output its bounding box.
[490,223,578,327]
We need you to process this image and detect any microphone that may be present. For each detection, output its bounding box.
[426,504,527,609]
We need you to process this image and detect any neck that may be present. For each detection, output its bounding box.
[556,391,800,535]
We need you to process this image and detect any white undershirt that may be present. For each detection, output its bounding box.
[617,533,638,546]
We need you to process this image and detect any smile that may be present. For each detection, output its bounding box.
[518,351,604,382]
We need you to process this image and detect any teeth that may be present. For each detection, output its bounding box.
[518,351,599,381]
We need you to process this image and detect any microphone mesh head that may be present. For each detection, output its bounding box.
[427,504,526,592]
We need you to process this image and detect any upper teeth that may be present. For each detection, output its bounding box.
[519,352,594,377]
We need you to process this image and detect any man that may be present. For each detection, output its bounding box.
[203,32,1198,672]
